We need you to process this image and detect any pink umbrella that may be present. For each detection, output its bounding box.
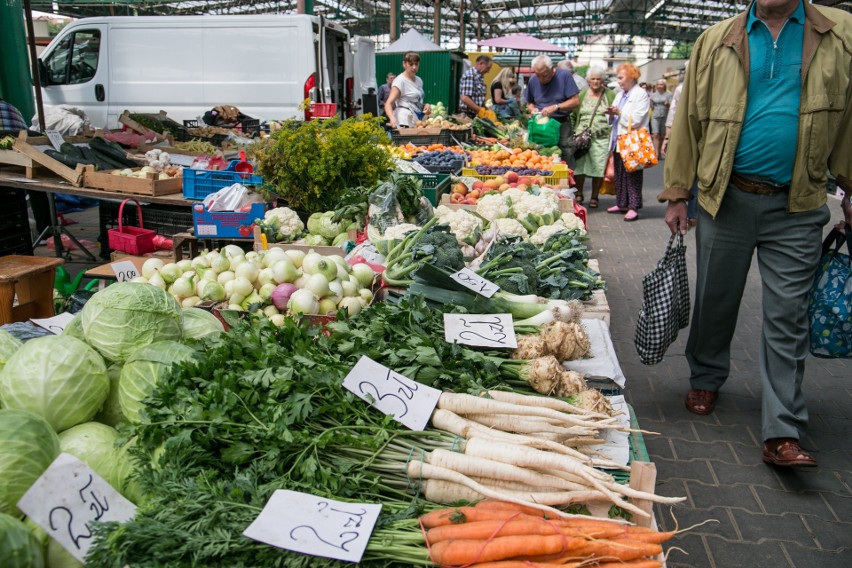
[477,34,568,73]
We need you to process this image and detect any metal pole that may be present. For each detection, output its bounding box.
[21,0,46,133]
[459,0,465,52]
[433,0,441,45]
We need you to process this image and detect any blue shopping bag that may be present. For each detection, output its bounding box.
[808,224,852,358]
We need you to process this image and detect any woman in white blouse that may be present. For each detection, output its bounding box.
[604,63,650,221]
[384,51,431,129]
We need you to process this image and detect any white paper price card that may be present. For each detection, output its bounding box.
[17,453,137,563]
[111,260,139,282]
[342,356,441,431]
[243,490,381,563]
[31,311,76,335]
[45,130,65,151]
[449,267,499,298]
[167,153,196,167]
[444,313,518,349]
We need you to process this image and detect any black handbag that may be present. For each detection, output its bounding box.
[572,95,604,159]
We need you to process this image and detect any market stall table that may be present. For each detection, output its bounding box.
[0,255,64,324]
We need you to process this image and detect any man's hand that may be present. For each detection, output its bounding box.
[661,138,668,158]
[665,200,689,235]
[836,175,852,232]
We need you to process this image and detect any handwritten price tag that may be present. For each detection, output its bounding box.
[444,313,518,349]
[17,453,137,563]
[449,268,499,298]
[111,260,139,282]
[45,130,65,152]
[342,356,441,431]
[243,490,381,563]
[31,312,76,335]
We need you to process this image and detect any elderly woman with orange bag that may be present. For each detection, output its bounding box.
[603,63,651,221]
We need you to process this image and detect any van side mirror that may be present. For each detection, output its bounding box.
[38,60,49,86]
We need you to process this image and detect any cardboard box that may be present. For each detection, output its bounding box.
[192,202,266,239]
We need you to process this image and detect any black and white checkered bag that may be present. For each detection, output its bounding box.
[635,232,690,365]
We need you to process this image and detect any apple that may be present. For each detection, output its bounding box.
[518,176,532,186]
[498,183,511,192]
[506,171,519,183]
[472,180,484,191]
[451,182,468,195]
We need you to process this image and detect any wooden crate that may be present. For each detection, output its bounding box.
[9,132,92,186]
[439,192,575,212]
[83,168,183,196]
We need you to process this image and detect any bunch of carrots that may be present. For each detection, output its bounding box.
[420,500,671,568]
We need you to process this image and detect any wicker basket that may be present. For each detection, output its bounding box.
[108,199,157,256]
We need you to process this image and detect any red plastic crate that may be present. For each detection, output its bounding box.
[310,103,337,118]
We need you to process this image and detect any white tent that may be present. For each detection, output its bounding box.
[379,29,445,54]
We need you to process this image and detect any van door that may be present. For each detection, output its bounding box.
[40,24,108,128]
[321,22,349,119]
[351,37,377,116]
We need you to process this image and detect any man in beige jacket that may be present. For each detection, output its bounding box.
[660,0,852,468]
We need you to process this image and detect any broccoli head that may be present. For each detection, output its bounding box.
[412,227,465,273]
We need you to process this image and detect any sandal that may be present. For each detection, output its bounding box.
[762,438,817,467]
[588,199,599,209]
[607,205,626,213]
[575,192,584,204]
[685,389,718,415]
[624,210,638,221]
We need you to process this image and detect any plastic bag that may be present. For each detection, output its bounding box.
[527,114,562,147]
[367,180,405,236]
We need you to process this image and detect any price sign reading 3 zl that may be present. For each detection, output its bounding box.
[17,453,137,562]
[243,489,381,562]
[444,313,518,348]
[342,356,441,431]
[111,260,138,282]
[450,267,500,297]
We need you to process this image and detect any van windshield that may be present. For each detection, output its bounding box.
[45,30,101,85]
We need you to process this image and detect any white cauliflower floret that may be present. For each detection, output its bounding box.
[560,212,587,234]
[538,188,561,208]
[381,223,421,240]
[530,221,568,246]
[502,187,528,204]
[264,207,304,238]
[475,193,509,221]
[494,218,529,240]
[435,207,483,246]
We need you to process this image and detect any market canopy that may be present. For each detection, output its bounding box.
[476,34,568,53]
[379,28,445,53]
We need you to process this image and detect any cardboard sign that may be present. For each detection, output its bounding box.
[111,260,139,282]
[449,268,499,298]
[444,313,518,348]
[342,356,441,431]
[17,453,137,563]
[31,312,76,335]
[45,130,65,152]
[243,490,381,563]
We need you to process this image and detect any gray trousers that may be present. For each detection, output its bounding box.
[558,119,575,170]
[686,184,830,441]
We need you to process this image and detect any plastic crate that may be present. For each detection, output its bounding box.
[99,200,195,257]
[442,128,472,144]
[238,118,261,136]
[461,167,567,187]
[310,103,338,118]
[182,160,264,200]
[421,158,465,175]
[398,173,451,206]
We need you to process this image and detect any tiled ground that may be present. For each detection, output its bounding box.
[587,165,852,567]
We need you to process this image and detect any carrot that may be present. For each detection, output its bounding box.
[427,518,629,544]
[466,562,662,568]
[618,530,676,544]
[474,500,562,519]
[420,506,542,529]
[429,534,591,565]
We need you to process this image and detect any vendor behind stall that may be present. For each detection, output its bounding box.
[525,55,581,167]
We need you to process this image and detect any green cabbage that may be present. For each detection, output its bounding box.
[303,233,329,246]
[0,336,109,432]
[94,364,125,427]
[0,513,45,568]
[306,211,344,239]
[58,422,121,488]
[119,340,196,423]
[0,409,60,517]
[0,329,23,371]
[181,307,225,340]
[112,438,142,504]
[81,283,183,363]
[61,313,85,342]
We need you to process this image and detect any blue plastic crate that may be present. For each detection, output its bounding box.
[182,160,263,200]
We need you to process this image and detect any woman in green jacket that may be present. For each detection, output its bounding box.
[570,66,615,207]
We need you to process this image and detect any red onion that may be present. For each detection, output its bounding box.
[271,283,298,310]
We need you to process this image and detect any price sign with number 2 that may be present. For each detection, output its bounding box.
[111,260,139,282]
[444,313,518,348]
[243,489,381,563]
[342,356,441,431]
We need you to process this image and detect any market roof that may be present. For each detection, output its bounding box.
[29,0,852,50]
[379,28,445,53]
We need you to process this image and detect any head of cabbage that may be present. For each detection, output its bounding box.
[94,363,125,427]
[181,307,224,340]
[119,340,197,423]
[58,422,122,488]
[0,336,109,432]
[0,409,60,518]
[0,329,22,372]
[81,283,183,363]
[61,313,85,342]
[0,513,46,568]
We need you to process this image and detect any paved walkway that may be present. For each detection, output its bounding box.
[586,165,852,567]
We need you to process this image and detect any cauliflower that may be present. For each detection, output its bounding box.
[435,206,483,246]
[475,193,510,221]
[381,223,421,241]
[263,207,304,241]
[530,221,568,246]
[502,187,528,204]
[560,212,587,234]
[494,218,529,240]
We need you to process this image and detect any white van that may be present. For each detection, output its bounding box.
[38,15,375,129]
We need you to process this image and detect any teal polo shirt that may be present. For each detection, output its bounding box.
[732,0,804,185]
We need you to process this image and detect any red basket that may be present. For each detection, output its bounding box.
[310,103,338,118]
[108,199,157,256]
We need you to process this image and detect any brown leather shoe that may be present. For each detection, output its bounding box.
[762,438,817,467]
[685,389,718,415]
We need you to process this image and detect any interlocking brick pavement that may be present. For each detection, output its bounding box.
[586,164,852,567]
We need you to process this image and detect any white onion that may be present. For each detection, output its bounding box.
[257,268,275,287]
[341,280,358,297]
[262,304,280,317]
[235,261,260,284]
[358,288,374,304]
[287,288,319,315]
[148,272,166,289]
[181,296,202,307]
[270,314,287,327]
[304,273,330,298]
[258,282,277,301]
[229,255,245,271]
[191,255,210,270]
[351,263,376,288]
[232,276,254,298]
[142,258,165,279]
[271,258,299,284]
[223,244,244,258]
[159,263,183,284]
[210,254,231,274]
[217,271,236,286]
[338,296,363,316]
[201,281,226,302]
[245,251,260,263]
[301,252,322,275]
[172,278,194,298]
[284,248,306,268]
[176,259,193,272]
[318,298,338,314]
